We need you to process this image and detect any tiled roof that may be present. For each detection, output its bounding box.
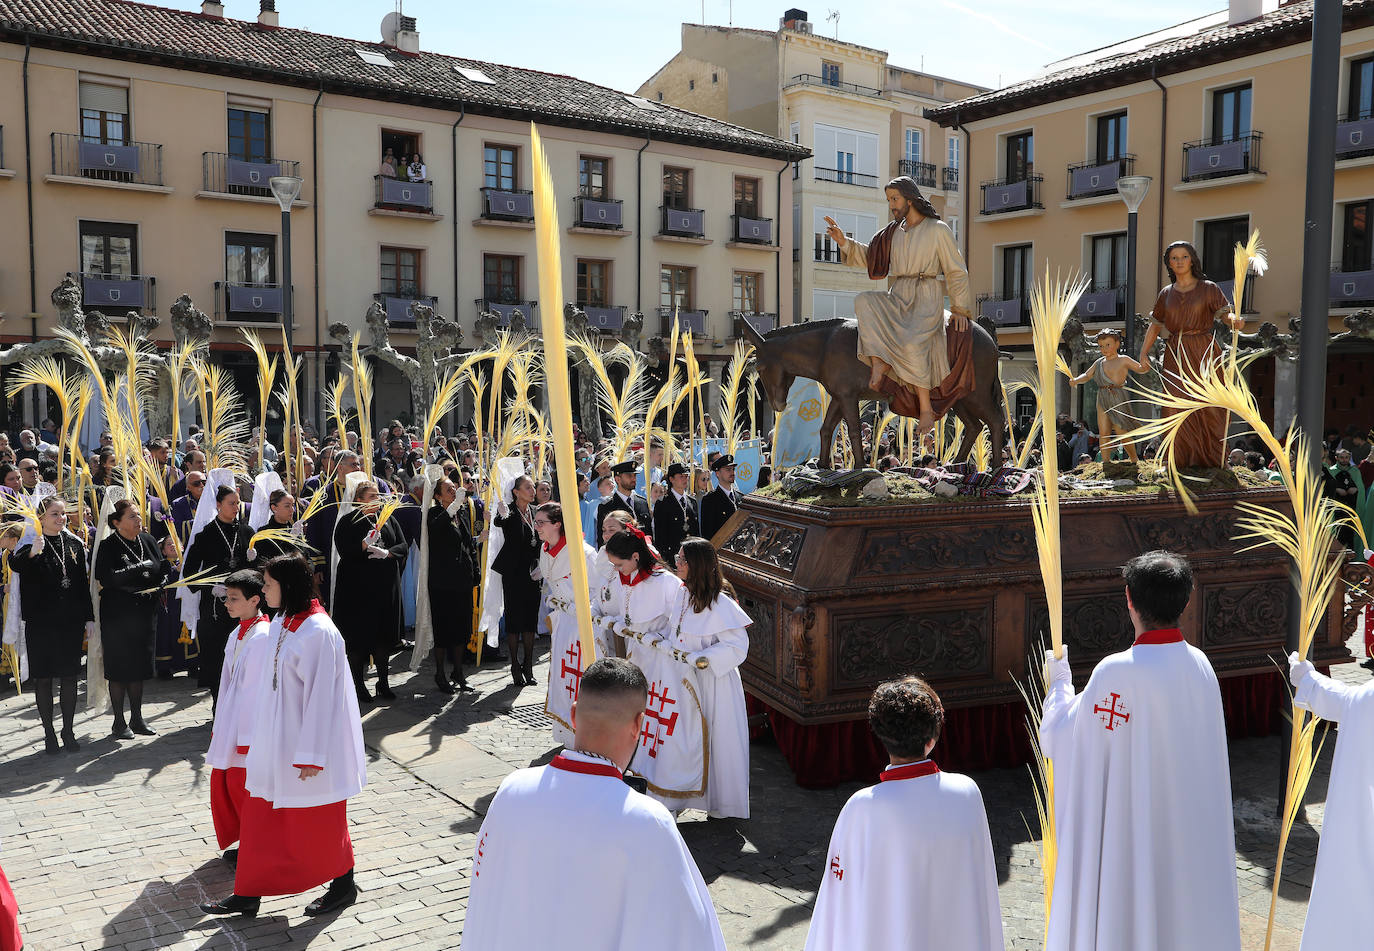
[0,0,808,160]
[927,0,1374,125]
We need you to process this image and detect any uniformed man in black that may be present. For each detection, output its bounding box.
[699,454,742,542]
[651,462,698,563]
[594,459,651,547]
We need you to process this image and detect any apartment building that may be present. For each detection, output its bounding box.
[928,0,1374,433]
[637,10,986,329]
[0,0,805,427]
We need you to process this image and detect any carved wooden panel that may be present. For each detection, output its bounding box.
[831,603,992,689]
[1026,594,1133,664]
[854,525,1037,578]
[739,594,778,679]
[1341,561,1373,639]
[723,518,805,575]
[1129,512,1238,556]
[1203,582,1288,646]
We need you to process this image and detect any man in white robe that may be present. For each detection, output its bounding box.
[1288,652,1374,950]
[1040,550,1241,951]
[461,658,726,951]
[804,676,1003,951]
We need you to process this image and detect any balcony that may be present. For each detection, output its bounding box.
[898,160,937,189]
[730,311,777,337]
[479,187,534,223]
[977,293,1024,327]
[783,73,883,98]
[1181,132,1263,184]
[659,206,706,239]
[201,152,302,200]
[73,271,156,312]
[730,214,773,245]
[373,175,436,215]
[50,132,166,189]
[375,292,438,328]
[815,166,879,188]
[1066,155,1136,201]
[1330,262,1374,307]
[1336,111,1374,161]
[477,299,539,331]
[216,281,286,323]
[1074,285,1123,321]
[581,305,626,332]
[572,195,624,231]
[979,176,1043,215]
[942,166,958,192]
[658,306,709,338]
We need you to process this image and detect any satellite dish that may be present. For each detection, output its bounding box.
[381,11,401,42]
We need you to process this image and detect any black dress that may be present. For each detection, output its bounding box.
[94,531,170,682]
[250,517,298,564]
[10,531,94,678]
[426,504,478,648]
[332,510,408,658]
[492,505,540,632]
[182,517,253,689]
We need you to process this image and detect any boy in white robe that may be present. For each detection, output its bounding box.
[1040,549,1241,951]
[1288,652,1374,950]
[804,676,1003,951]
[461,658,726,951]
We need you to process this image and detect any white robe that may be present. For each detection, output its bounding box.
[591,567,681,660]
[205,617,271,771]
[540,537,599,747]
[1040,633,1241,951]
[804,762,1003,951]
[1293,669,1374,950]
[460,751,727,951]
[665,588,752,819]
[244,611,367,809]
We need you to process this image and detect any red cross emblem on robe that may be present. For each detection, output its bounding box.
[1093,692,1130,731]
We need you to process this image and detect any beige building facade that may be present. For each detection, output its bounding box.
[929,0,1374,435]
[0,0,804,429]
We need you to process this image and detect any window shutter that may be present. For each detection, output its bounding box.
[79,82,129,114]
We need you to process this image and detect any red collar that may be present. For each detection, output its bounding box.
[283,600,327,633]
[618,567,654,587]
[235,614,268,640]
[544,536,567,558]
[1135,628,1185,646]
[549,754,623,780]
[879,760,940,783]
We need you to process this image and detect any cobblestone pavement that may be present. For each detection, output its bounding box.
[0,635,1362,950]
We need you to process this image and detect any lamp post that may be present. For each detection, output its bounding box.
[1115,175,1152,358]
[269,175,303,355]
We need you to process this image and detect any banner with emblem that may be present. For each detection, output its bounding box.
[771,377,824,470]
[731,438,763,493]
[626,641,708,807]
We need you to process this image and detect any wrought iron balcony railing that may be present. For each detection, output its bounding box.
[374,175,434,213]
[979,175,1043,215]
[1066,154,1136,200]
[657,306,708,338]
[898,159,936,189]
[1330,260,1374,306]
[1074,284,1124,320]
[573,195,624,230]
[375,292,438,327]
[784,73,884,97]
[52,132,163,186]
[479,187,534,221]
[215,281,287,322]
[1337,111,1374,160]
[580,305,626,332]
[1181,131,1263,182]
[202,152,302,198]
[976,293,1026,327]
[731,214,773,244]
[72,271,156,311]
[476,299,539,330]
[730,311,778,337]
[660,206,706,238]
[814,166,879,188]
[942,166,959,192]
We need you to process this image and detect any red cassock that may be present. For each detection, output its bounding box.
[209,754,250,850]
[0,860,20,951]
[234,795,353,897]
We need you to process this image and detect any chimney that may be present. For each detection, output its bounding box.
[201,0,224,17]
[380,12,420,55]
[1228,0,1280,26]
[258,0,279,28]
[782,8,808,30]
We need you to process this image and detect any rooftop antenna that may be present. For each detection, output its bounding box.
[826,9,840,39]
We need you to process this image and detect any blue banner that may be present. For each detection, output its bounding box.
[771,378,824,469]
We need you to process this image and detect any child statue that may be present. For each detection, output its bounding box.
[1068,328,1147,463]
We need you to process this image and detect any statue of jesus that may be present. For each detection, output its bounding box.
[825,176,973,434]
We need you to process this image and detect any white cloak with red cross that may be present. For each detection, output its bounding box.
[540,536,599,747]
[1039,630,1241,951]
[461,751,727,951]
[803,760,1003,951]
[627,640,709,810]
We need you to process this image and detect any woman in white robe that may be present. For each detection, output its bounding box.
[533,501,597,747]
[592,525,680,666]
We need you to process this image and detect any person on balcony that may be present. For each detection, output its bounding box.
[378,148,397,179]
[407,152,427,182]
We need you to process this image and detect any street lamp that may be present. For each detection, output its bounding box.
[270,174,303,473]
[1116,175,1151,357]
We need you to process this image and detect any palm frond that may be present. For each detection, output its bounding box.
[348,333,375,479]
[720,340,754,456]
[248,525,314,554]
[421,370,465,456]
[240,328,278,468]
[1229,229,1268,377]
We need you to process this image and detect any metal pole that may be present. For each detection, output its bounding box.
[281,208,295,358]
[1125,209,1139,357]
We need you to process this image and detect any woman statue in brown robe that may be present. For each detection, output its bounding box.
[1138,241,1243,468]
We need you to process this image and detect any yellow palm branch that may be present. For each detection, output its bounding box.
[239,329,278,469]
[1229,229,1268,377]
[720,340,754,456]
[347,333,374,479]
[247,525,314,554]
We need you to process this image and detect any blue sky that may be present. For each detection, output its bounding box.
[176,0,1214,93]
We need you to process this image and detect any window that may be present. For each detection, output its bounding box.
[812,289,858,320]
[576,260,610,308]
[484,145,518,189]
[947,135,960,171]
[947,215,960,243]
[383,131,421,172]
[1005,131,1033,181]
[483,254,520,303]
[579,156,609,199]
[1001,244,1032,301]
[1342,200,1374,271]
[813,207,877,263]
[1090,233,1127,291]
[663,167,690,209]
[79,81,129,145]
[904,129,922,164]
[734,176,760,218]
[814,123,879,184]
[821,61,841,86]
[1095,111,1127,164]
[80,221,137,277]
[660,265,693,312]
[228,107,271,163]
[791,121,800,180]
[381,247,422,298]
[1349,56,1374,120]
[1202,216,1253,309]
[712,72,719,84]
[689,79,695,91]
[733,271,762,313]
[1211,84,1252,143]
[226,232,276,286]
